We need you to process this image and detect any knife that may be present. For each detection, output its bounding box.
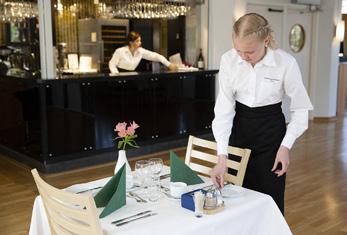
[115,213,157,227]
[159,174,170,180]
[111,210,152,224]
[76,186,102,194]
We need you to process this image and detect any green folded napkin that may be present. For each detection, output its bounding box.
[170,151,204,185]
[94,164,126,218]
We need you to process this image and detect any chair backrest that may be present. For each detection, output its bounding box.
[31,169,103,235]
[185,135,251,186]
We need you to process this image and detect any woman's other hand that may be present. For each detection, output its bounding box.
[271,145,290,177]
[210,155,228,188]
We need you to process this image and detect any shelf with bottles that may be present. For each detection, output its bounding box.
[4,18,39,45]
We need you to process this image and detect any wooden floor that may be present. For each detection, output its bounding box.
[1,114,347,235]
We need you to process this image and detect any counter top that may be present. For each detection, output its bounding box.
[1,70,219,84]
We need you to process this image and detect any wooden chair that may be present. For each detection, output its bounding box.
[185,135,251,186]
[31,169,103,235]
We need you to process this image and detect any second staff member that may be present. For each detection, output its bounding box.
[109,31,178,73]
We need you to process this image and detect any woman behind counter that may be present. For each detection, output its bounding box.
[109,31,178,73]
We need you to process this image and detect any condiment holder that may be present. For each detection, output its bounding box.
[202,187,225,215]
[181,187,224,215]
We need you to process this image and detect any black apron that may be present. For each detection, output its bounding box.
[229,101,286,214]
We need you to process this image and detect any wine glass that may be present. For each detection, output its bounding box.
[149,158,163,176]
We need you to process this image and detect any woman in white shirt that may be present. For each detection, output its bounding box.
[210,13,313,214]
[109,31,177,73]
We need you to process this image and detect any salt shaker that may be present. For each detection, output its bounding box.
[194,190,204,218]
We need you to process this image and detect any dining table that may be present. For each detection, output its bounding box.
[29,167,292,235]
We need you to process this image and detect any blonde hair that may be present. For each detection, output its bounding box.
[233,13,276,49]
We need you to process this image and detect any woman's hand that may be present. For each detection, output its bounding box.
[168,63,178,72]
[210,155,227,188]
[271,145,290,177]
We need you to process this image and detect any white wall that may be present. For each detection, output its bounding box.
[207,0,246,70]
[311,0,341,117]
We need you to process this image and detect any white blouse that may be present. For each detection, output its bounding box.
[108,46,171,73]
[212,48,313,156]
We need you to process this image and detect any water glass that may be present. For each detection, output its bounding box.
[135,160,149,195]
[148,158,163,195]
[148,176,161,202]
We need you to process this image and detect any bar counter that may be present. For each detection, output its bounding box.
[0,70,218,173]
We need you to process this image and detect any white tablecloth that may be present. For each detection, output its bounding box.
[29,176,292,235]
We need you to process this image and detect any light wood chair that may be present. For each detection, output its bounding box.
[31,169,103,235]
[185,135,251,186]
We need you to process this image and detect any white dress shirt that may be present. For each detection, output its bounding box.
[212,48,313,156]
[109,46,171,73]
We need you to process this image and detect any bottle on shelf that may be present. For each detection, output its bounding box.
[197,48,204,70]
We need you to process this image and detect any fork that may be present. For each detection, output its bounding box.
[129,192,147,203]
[127,193,141,202]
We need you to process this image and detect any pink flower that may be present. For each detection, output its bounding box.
[114,122,126,133]
[130,121,139,129]
[118,129,127,138]
[126,127,135,135]
[114,121,140,150]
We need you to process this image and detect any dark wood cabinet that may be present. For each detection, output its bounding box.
[44,82,95,158]
[0,70,217,171]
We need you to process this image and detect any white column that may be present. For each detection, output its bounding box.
[38,0,55,79]
[207,0,246,98]
[200,0,209,68]
[207,0,246,70]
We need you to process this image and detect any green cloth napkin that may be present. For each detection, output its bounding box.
[94,164,126,218]
[170,151,204,185]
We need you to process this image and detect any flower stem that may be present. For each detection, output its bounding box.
[123,136,127,150]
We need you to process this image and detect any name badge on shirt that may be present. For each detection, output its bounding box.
[263,77,280,83]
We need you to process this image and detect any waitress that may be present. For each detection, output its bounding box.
[210,13,313,214]
[109,31,177,73]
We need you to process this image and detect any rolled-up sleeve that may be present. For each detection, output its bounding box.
[281,59,313,149]
[212,55,236,156]
[141,48,171,67]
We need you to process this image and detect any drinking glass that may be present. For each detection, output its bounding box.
[148,175,161,202]
[148,158,163,201]
[135,160,149,195]
[149,158,163,177]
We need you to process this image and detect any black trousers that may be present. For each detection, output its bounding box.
[229,101,286,214]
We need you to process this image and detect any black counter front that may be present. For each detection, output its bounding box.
[0,70,218,172]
